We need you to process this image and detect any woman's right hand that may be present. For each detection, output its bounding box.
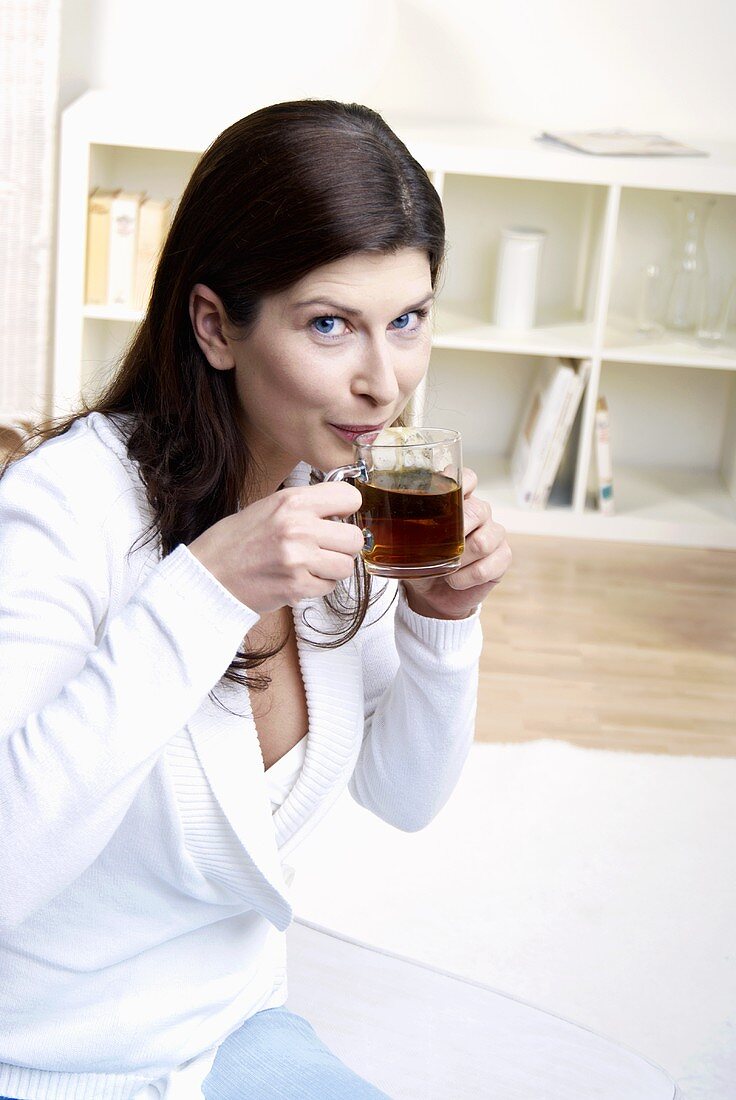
[187,482,365,615]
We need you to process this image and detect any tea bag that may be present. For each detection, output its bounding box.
[390,467,434,491]
[370,427,438,479]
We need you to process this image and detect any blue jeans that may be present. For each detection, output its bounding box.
[0,1007,391,1099]
[203,1006,391,1098]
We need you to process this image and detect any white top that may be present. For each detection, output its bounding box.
[0,412,483,1100]
[266,735,309,813]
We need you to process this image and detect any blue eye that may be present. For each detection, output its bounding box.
[390,309,428,332]
[311,316,347,337]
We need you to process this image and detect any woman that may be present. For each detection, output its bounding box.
[0,100,510,1099]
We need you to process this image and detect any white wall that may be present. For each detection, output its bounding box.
[60,0,736,140]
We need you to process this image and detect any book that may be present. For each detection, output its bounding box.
[84,189,117,304]
[107,191,144,307]
[511,358,576,508]
[133,197,172,312]
[537,130,707,158]
[547,400,583,509]
[532,358,591,509]
[594,396,615,515]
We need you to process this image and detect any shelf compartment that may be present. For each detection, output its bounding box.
[426,348,539,460]
[439,174,607,327]
[604,316,736,370]
[434,302,595,357]
[608,187,736,328]
[595,360,733,471]
[583,465,736,549]
[583,361,736,548]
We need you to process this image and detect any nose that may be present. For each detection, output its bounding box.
[351,336,401,409]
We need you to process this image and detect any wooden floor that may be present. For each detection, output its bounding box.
[476,534,736,757]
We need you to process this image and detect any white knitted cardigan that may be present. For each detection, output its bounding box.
[0,413,482,1100]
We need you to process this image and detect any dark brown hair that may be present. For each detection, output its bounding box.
[4,99,446,694]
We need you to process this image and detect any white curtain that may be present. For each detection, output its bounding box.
[0,0,61,421]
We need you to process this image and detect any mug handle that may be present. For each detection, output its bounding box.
[323,460,374,552]
[323,461,366,484]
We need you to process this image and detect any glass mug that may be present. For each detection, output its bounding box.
[324,427,464,578]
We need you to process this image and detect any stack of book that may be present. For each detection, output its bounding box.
[85,190,172,312]
[510,357,591,510]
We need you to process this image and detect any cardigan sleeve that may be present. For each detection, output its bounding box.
[0,451,259,929]
[349,580,483,831]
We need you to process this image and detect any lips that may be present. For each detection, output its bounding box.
[330,423,385,432]
[329,422,385,444]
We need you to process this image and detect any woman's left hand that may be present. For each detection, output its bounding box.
[402,468,511,620]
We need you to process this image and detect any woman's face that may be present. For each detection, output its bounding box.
[193,248,434,493]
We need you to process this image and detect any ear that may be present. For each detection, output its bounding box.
[189,284,236,370]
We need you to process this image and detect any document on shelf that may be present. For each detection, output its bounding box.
[537,130,707,157]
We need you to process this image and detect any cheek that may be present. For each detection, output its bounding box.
[402,340,432,388]
[279,363,333,408]
[242,347,326,407]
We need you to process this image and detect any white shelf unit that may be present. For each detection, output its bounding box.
[53,92,736,549]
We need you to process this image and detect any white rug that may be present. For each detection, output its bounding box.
[288,740,736,1100]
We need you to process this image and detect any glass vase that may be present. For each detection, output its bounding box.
[664,195,715,333]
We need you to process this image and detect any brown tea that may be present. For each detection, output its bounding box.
[357,469,464,576]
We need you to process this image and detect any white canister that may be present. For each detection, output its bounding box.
[493,226,547,329]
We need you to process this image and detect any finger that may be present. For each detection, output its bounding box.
[461,467,479,499]
[314,517,366,555]
[287,576,342,606]
[288,482,363,519]
[309,548,362,583]
[461,518,507,565]
[446,540,512,590]
[462,493,492,538]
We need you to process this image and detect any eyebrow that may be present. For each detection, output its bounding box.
[292,293,435,317]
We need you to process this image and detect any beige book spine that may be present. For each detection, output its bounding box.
[84,189,117,305]
[133,197,172,312]
[107,191,143,307]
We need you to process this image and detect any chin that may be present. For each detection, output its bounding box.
[315,450,350,477]
[306,433,352,473]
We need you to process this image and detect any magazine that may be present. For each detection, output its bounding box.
[537,130,707,157]
[510,358,576,508]
[532,359,591,510]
